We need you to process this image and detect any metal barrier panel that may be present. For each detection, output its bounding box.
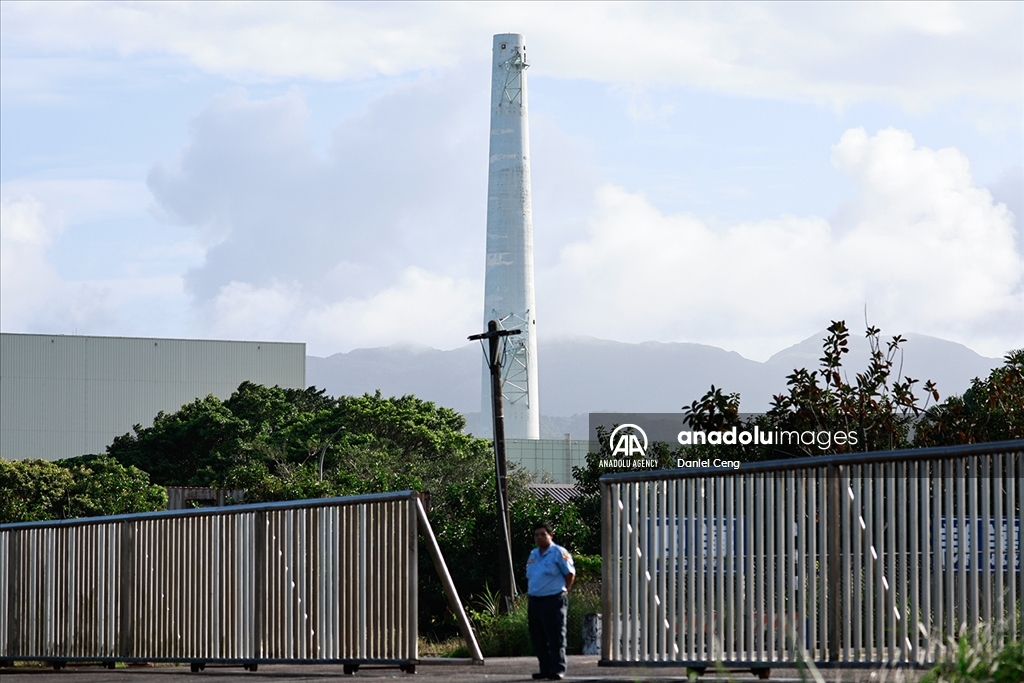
[600,440,1024,667]
[0,491,423,665]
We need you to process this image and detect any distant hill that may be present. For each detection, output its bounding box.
[307,342,480,413]
[764,333,1003,401]
[306,333,1003,438]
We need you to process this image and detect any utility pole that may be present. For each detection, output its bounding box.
[469,319,519,612]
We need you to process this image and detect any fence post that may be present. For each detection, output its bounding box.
[408,494,419,661]
[118,522,136,658]
[6,532,21,657]
[600,480,613,661]
[827,465,842,662]
[254,511,266,659]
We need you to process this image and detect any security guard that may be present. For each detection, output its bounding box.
[525,521,575,680]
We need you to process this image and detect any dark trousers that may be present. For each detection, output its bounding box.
[528,593,568,676]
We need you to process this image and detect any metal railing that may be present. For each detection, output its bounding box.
[0,490,482,670]
[600,440,1023,668]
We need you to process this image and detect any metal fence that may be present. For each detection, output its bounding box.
[0,490,482,671]
[600,440,1024,669]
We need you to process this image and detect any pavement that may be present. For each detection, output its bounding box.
[0,656,925,683]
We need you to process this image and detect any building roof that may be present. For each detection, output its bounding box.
[526,483,582,504]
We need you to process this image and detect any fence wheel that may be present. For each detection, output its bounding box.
[400,663,417,674]
[343,663,359,675]
[105,661,117,670]
[51,661,67,671]
[190,662,206,673]
[752,668,771,680]
[244,663,258,672]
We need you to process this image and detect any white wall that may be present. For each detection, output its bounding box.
[0,333,305,461]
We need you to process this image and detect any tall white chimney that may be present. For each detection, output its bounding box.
[482,33,540,439]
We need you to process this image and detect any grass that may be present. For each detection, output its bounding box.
[920,627,1024,683]
[468,587,533,658]
[444,581,603,658]
[418,635,470,658]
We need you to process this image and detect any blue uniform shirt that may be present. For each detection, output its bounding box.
[525,543,575,597]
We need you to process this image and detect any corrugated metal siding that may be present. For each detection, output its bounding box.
[527,484,582,504]
[166,487,247,510]
[0,334,305,462]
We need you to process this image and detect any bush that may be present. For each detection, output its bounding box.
[466,574,602,658]
[467,586,533,657]
[0,456,166,523]
[921,629,1024,683]
[572,553,601,583]
[0,459,74,523]
[57,454,168,517]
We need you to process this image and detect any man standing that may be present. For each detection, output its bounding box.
[525,521,575,680]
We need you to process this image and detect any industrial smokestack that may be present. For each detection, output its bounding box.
[482,33,540,439]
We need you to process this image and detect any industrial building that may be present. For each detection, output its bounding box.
[506,437,594,484]
[0,333,305,462]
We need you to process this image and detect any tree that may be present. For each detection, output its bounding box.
[0,459,73,523]
[915,349,1024,446]
[764,320,939,454]
[0,456,165,524]
[107,394,250,486]
[677,320,943,461]
[57,454,168,518]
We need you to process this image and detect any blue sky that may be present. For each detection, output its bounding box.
[1,2,1021,359]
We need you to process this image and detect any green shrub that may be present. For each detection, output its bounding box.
[573,553,601,582]
[467,586,533,657]
[0,456,166,523]
[921,629,1024,683]
[466,581,603,657]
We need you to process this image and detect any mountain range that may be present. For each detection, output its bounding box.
[306,332,1005,439]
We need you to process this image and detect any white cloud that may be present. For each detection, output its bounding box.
[0,178,151,224]
[37,83,1014,360]
[0,188,190,336]
[144,77,492,301]
[829,128,1020,325]
[1,193,102,331]
[138,80,493,351]
[142,78,595,348]
[540,127,1023,359]
[203,268,479,355]
[306,267,479,351]
[0,194,54,246]
[2,1,1019,113]
[988,166,1022,229]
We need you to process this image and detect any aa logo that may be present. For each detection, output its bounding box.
[609,424,648,457]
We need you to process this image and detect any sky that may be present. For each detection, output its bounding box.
[1,1,1021,361]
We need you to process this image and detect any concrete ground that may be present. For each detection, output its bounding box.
[0,656,924,683]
